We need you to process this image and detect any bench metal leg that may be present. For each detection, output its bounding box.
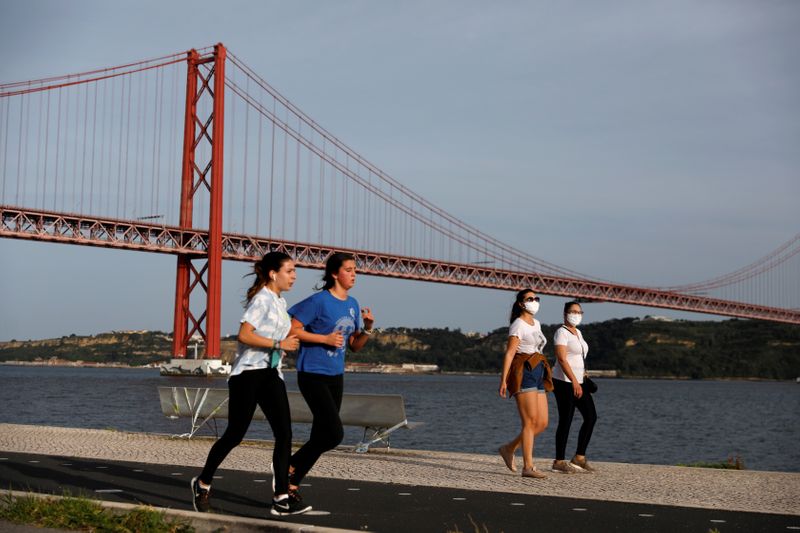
[355,420,408,453]
[171,387,228,439]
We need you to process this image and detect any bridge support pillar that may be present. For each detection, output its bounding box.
[171,44,226,360]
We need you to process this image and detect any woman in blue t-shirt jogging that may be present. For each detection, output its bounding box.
[287,252,375,497]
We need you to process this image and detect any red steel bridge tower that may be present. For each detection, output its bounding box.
[172,44,226,360]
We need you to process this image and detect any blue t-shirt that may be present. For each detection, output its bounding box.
[288,290,361,375]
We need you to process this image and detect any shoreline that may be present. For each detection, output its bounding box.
[1,361,795,382]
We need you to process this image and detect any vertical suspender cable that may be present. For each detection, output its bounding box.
[242,74,250,233]
[152,68,162,219]
[100,79,110,216]
[34,92,44,208]
[282,106,288,239]
[294,119,299,242]
[89,82,98,214]
[269,98,275,239]
[72,86,81,210]
[1,97,9,202]
[14,96,24,205]
[43,92,51,208]
[306,145,312,243]
[255,90,263,236]
[317,137,325,244]
[116,76,126,217]
[81,84,90,211]
[168,64,178,225]
[22,94,30,205]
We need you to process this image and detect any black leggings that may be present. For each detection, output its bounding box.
[553,378,597,460]
[290,371,344,483]
[199,368,292,495]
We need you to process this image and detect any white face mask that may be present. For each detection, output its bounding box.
[523,301,540,315]
[566,313,582,326]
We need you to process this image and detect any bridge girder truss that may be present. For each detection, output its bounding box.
[3,205,799,325]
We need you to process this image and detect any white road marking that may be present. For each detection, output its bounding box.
[511,503,525,506]
[95,489,123,493]
[397,492,412,496]
[347,488,360,491]
[452,497,467,501]
[572,508,588,512]
[638,514,654,517]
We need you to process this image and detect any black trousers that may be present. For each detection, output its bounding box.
[290,371,344,483]
[199,368,292,495]
[553,377,597,460]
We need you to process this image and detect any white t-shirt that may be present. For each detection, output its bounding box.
[552,325,589,383]
[508,318,547,354]
[230,287,292,379]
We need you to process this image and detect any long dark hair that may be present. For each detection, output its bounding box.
[316,252,356,291]
[245,251,292,304]
[509,289,535,324]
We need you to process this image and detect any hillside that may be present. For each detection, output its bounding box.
[1,318,798,379]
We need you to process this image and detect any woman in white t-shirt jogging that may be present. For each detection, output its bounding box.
[498,289,553,479]
[551,300,598,474]
[190,252,312,517]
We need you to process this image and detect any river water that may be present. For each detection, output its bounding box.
[0,366,797,472]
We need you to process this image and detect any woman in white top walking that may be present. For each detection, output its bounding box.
[190,252,312,516]
[498,289,552,479]
[551,300,598,474]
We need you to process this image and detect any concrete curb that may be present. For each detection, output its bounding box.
[3,489,359,533]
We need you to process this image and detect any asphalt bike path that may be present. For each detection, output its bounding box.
[0,451,796,532]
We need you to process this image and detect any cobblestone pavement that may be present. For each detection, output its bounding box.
[1,423,797,516]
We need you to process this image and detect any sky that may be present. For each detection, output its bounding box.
[1,1,798,342]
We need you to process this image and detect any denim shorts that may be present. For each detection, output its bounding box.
[516,361,546,395]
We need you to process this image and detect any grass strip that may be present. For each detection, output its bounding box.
[0,492,195,532]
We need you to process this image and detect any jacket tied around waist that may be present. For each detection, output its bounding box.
[506,352,553,395]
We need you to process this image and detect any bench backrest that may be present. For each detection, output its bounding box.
[158,386,408,428]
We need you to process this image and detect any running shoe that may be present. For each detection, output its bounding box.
[190,476,211,512]
[551,459,578,474]
[271,495,312,516]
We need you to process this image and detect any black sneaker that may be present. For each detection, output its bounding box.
[190,476,211,512]
[271,494,311,516]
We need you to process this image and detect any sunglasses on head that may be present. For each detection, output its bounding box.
[524,296,540,303]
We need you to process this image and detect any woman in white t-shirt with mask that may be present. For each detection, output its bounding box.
[551,300,598,474]
[498,289,553,479]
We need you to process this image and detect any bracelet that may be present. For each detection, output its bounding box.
[362,328,374,336]
[275,340,281,350]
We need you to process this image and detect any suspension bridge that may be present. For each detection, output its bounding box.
[1,44,798,359]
